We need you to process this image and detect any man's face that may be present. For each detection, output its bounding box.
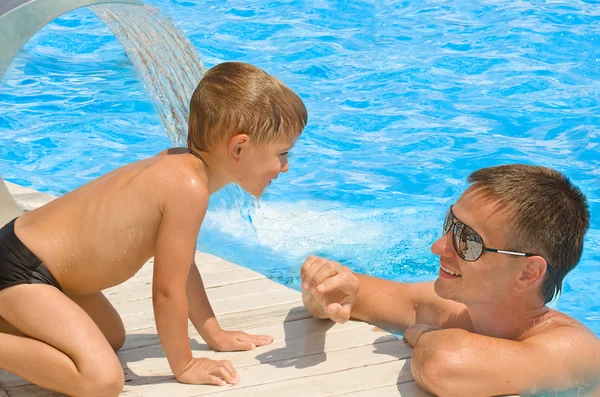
[235,137,296,198]
[431,190,522,305]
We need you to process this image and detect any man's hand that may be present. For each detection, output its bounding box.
[300,256,360,323]
[207,329,274,352]
[176,357,239,386]
[403,324,442,347]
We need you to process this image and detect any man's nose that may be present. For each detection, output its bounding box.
[431,230,453,257]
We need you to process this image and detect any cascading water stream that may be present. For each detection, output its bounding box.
[90,3,204,146]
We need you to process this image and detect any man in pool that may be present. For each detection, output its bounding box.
[0,62,307,396]
[301,164,600,396]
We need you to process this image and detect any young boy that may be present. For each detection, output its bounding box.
[0,62,307,396]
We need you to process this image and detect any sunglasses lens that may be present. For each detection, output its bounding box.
[453,222,484,261]
[443,208,453,235]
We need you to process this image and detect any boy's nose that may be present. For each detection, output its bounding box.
[281,161,290,173]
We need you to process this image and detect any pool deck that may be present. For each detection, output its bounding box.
[0,182,431,397]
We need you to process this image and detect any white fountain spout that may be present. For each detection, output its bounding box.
[0,0,143,80]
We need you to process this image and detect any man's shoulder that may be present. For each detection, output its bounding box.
[526,310,600,351]
[524,311,600,389]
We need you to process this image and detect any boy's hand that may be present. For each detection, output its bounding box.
[208,330,274,352]
[176,357,239,386]
[301,256,360,323]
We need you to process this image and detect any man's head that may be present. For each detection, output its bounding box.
[187,62,307,196]
[432,164,589,305]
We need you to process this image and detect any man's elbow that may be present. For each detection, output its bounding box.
[413,347,462,397]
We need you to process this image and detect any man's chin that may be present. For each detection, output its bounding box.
[434,278,457,301]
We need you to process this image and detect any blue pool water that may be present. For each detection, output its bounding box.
[0,0,598,336]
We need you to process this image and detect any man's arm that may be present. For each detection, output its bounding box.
[301,256,470,334]
[407,325,600,396]
[351,275,470,333]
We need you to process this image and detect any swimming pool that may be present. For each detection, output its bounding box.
[0,0,598,336]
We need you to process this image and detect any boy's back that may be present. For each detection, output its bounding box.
[15,149,202,295]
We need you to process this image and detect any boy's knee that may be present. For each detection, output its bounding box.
[108,327,126,351]
[78,356,124,397]
[80,366,124,397]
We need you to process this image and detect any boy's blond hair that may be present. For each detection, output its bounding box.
[187,62,308,153]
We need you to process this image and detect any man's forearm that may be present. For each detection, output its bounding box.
[350,274,417,333]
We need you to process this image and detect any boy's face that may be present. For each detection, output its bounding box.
[234,136,297,198]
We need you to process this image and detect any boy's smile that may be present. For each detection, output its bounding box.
[234,136,297,198]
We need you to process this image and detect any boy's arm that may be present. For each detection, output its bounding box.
[301,256,470,333]
[406,325,600,396]
[186,263,220,343]
[152,177,208,377]
[186,262,273,351]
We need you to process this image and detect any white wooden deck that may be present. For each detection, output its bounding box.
[1,182,431,397]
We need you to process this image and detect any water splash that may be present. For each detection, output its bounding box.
[90,4,205,146]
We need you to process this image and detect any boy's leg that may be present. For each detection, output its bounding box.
[0,284,124,397]
[69,292,126,351]
[0,314,22,336]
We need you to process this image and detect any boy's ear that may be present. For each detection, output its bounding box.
[514,256,547,293]
[228,134,250,161]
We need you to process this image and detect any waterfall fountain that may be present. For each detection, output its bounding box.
[0,0,208,226]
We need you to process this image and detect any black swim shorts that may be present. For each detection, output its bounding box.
[0,218,62,292]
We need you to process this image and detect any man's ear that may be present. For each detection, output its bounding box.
[514,256,547,293]
[228,134,250,161]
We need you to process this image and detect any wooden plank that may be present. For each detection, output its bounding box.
[119,340,410,396]
[107,266,265,301]
[119,322,404,377]
[117,288,301,319]
[194,252,224,265]
[123,301,310,332]
[1,341,409,397]
[208,358,414,397]
[337,382,433,396]
[197,278,287,301]
[0,384,65,397]
[107,266,267,314]
[0,370,28,390]
[121,258,238,283]
[106,276,286,306]
[5,181,55,212]
[121,316,369,352]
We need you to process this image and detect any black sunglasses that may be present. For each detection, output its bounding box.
[443,206,553,271]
